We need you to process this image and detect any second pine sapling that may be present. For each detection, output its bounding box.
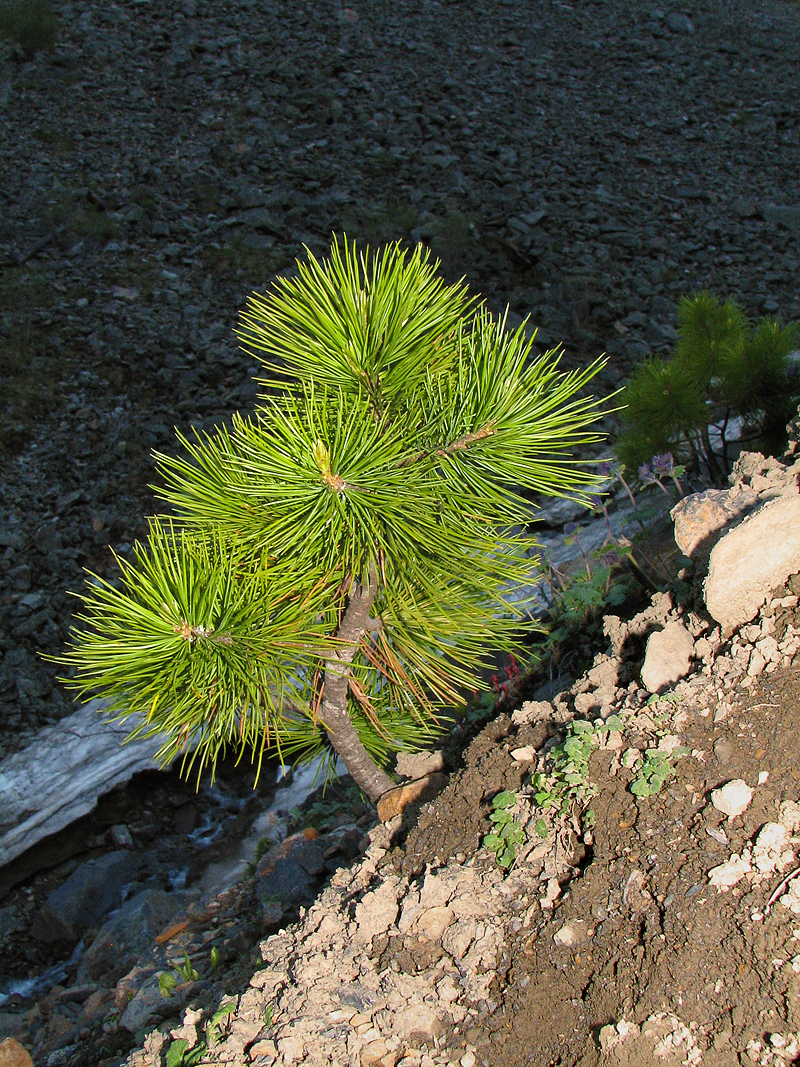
[57,237,609,807]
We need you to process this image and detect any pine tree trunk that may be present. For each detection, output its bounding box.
[320,567,395,804]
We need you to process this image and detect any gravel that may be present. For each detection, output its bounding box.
[1,0,799,756]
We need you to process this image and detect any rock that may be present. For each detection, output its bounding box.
[752,823,793,875]
[395,750,444,779]
[31,850,141,944]
[705,488,800,634]
[671,486,758,560]
[120,974,185,1033]
[553,920,591,948]
[762,205,800,234]
[393,1005,444,1045]
[76,888,186,986]
[0,699,190,874]
[710,780,753,820]
[376,773,447,823]
[0,1039,34,1067]
[708,853,751,890]
[255,829,325,910]
[354,877,402,942]
[665,12,695,33]
[640,620,695,693]
[511,700,555,726]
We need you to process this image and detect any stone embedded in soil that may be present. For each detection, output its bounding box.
[710,779,754,820]
[640,619,695,693]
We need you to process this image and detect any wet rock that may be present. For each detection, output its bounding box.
[640,620,695,694]
[31,850,141,944]
[76,888,186,986]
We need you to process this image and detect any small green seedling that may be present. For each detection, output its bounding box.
[630,747,687,797]
[210,946,221,971]
[646,690,681,707]
[483,790,525,869]
[173,950,200,983]
[158,950,200,997]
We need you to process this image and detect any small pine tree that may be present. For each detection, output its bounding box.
[617,292,799,483]
[56,238,608,805]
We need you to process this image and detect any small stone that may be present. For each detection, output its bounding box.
[665,11,694,33]
[414,905,453,942]
[711,780,754,820]
[640,620,694,693]
[747,650,766,677]
[553,920,590,948]
[708,853,752,890]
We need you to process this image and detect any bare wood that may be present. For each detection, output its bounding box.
[319,565,395,804]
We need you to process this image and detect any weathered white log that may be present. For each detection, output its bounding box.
[0,698,173,870]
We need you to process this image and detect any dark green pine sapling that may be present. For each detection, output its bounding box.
[57,238,609,807]
[617,291,799,483]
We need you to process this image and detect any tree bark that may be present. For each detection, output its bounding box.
[320,566,395,804]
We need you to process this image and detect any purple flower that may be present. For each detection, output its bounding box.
[564,522,577,535]
[597,460,614,477]
[638,461,654,484]
[651,452,675,477]
[600,551,618,568]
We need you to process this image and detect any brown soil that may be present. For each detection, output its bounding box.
[391,663,800,1067]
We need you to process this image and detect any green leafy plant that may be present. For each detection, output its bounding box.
[158,951,200,997]
[629,749,682,797]
[0,0,58,58]
[617,291,799,483]
[158,972,178,999]
[531,715,624,814]
[164,1002,236,1065]
[483,790,525,869]
[165,1040,205,1067]
[55,237,608,806]
[206,1001,236,1046]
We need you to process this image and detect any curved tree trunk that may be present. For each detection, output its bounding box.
[320,567,394,804]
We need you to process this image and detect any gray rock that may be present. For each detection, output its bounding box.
[640,619,695,694]
[0,699,190,873]
[255,832,326,909]
[76,888,185,986]
[762,205,800,234]
[665,12,694,33]
[31,850,141,944]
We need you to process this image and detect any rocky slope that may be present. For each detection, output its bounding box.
[2,0,800,1064]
